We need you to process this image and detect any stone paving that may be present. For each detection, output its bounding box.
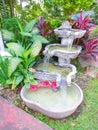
[0,96,53,130]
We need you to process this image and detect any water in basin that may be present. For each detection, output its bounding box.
[49,46,77,52]
[24,85,80,111]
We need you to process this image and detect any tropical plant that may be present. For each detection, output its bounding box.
[0,56,22,88]
[80,38,98,61]
[1,29,15,42]
[2,17,23,39]
[50,18,62,28]
[72,13,95,30]
[16,19,49,47]
[43,0,94,19]
[0,19,49,89]
[72,12,96,46]
[93,4,98,25]
[35,17,53,37]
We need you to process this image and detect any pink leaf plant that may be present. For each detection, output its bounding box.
[80,38,98,61]
[72,12,95,30]
[30,81,57,91]
[35,17,54,37]
[72,12,96,47]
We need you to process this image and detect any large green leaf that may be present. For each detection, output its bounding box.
[1,29,15,41]
[32,35,49,44]
[31,28,39,35]
[0,57,9,80]
[14,75,24,86]
[31,41,42,57]
[20,32,32,37]
[7,43,25,57]
[24,20,37,33]
[23,47,34,59]
[16,19,24,32]
[8,57,22,77]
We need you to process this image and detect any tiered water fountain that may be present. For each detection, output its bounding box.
[21,21,86,119]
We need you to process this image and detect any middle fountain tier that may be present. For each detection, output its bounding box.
[21,21,86,119]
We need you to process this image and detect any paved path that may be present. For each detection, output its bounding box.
[0,96,53,130]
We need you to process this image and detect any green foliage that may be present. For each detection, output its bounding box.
[7,43,25,57]
[16,1,43,22]
[1,29,15,41]
[2,17,22,31]
[93,4,98,24]
[90,26,98,38]
[0,19,49,89]
[0,0,10,27]
[16,19,49,48]
[8,57,22,77]
[24,20,36,32]
[50,18,62,28]
[2,17,23,40]
[43,0,94,21]
[0,56,9,87]
[0,56,21,88]
[6,42,41,89]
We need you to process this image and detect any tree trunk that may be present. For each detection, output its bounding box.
[9,0,14,17]
[1,0,8,18]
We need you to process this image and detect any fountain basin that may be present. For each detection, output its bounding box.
[43,44,82,59]
[20,82,83,119]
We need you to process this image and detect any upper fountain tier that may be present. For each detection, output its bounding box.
[43,21,86,64]
[54,21,86,39]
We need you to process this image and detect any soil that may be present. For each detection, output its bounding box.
[0,72,90,120]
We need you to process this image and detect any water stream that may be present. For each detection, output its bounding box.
[43,55,50,71]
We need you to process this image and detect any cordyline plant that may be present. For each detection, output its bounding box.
[35,17,53,37]
[71,12,98,62]
[72,12,96,47]
[79,38,98,61]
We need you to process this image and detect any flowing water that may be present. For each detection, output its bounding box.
[43,55,50,71]
[67,37,74,51]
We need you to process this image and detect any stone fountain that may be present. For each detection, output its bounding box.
[21,21,86,119]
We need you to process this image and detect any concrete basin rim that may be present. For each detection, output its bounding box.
[20,82,83,113]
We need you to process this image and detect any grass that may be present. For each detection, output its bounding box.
[24,77,98,130]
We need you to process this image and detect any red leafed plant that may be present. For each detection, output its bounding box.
[72,12,95,30]
[72,12,96,46]
[80,38,98,61]
[35,17,54,37]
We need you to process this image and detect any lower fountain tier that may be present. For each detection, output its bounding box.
[21,82,83,119]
